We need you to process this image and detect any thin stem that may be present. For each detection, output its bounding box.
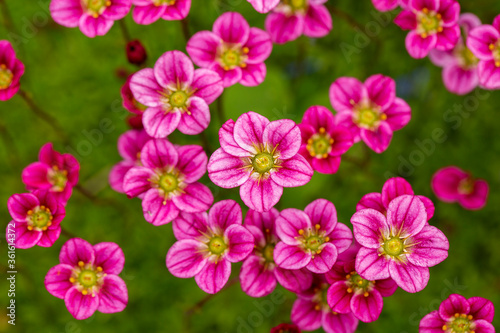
[0,120,20,168]
[118,19,132,43]
[199,131,212,156]
[60,227,78,239]
[18,89,71,146]
[326,5,363,30]
[185,276,238,317]
[75,184,97,201]
[216,91,225,125]
[180,18,191,41]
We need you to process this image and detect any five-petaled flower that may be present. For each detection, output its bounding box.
[208,112,313,212]
[123,139,213,225]
[131,0,191,25]
[0,40,25,101]
[330,74,412,153]
[129,50,223,138]
[274,199,353,274]
[187,12,273,87]
[351,195,449,293]
[167,200,255,294]
[44,238,128,320]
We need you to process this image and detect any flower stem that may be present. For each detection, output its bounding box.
[60,227,78,239]
[0,120,20,168]
[185,276,238,316]
[180,18,191,41]
[216,91,225,125]
[18,89,72,146]
[118,19,132,43]
[199,131,213,156]
[326,5,363,30]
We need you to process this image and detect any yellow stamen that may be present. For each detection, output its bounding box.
[240,63,247,68]
[78,261,85,267]
[380,113,387,121]
[314,304,321,311]
[436,13,442,19]
[298,229,304,235]
[315,224,320,230]
[421,32,428,39]
[422,7,429,14]
[243,47,249,54]
[489,44,495,51]
[437,26,443,32]
[97,266,103,272]
[27,226,33,231]
[27,210,33,215]
[364,292,369,297]
[495,61,500,67]
[106,0,111,5]
[322,153,328,158]
[347,288,353,293]
[81,289,88,295]
[467,315,473,320]
[316,250,321,254]
[442,325,447,331]
[324,237,330,242]
[319,127,326,134]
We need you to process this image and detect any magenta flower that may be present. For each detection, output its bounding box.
[330,74,411,153]
[44,238,128,320]
[357,177,435,221]
[326,242,398,323]
[22,143,80,203]
[467,14,500,89]
[129,50,223,138]
[121,74,147,115]
[167,200,254,294]
[132,0,190,25]
[247,0,280,13]
[291,275,359,333]
[109,129,151,193]
[351,195,449,293]
[298,105,353,174]
[7,190,65,249]
[271,323,301,333]
[431,166,489,210]
[240,208,313,297]
[50,0,131,38]
[394,0,460,59]
[420,294,495,333]
[187,12,273,87]
[0,40,24,101]
[207,112,313,212]
[371,0,407,11]
[123,139,213,225]
[429,13,482,95]
[274,199,353,274]
[265,0,332,44]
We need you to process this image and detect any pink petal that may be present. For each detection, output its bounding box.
[329,222,353,254]
[117,129,150,161]
[355,247,390,280]
[329,77,366,112]
[161,0,191,20]
[405,31,437,59]
[407,225,449,267]
[186,31,221,68]
[274,267,313,293]
[172,182,213,213]
[240,255,276,297]
[244,27,272,64]
[458,13,482,34]
[140,139,178,169]
[327,281,352,314]
[372,0,400,11]
[191,68,224,104]
[142,189,179,225]
[60,238,95,266]
[240,63,267,87]
[37,226,62,248]
[274,242,310,270]
[172,211,208,240]
[442,64,479,95]
[351,209,388,249]
[208,199,242,231]
[240,177,283,212]
[438,0,460,26]
[263,119,301,160]
[8,193,39,221]
[304,199,337,235]
[468,296,495,322]
[265,12,304,44]
[213,11,250,44]
[21,162,51,189]
[302,105,335,133]
[234,112,269,154]
[386,195,427,237]
[303,4,332,38]
[364,74,396,110]
[381,177,414,208]
[154,50,194,88]
[439,294,470,320]
[44,263,74,299]
[219,119,249,157]
[322,312,359,333]
[79,14,114,38]
[306,242,338,273]
[225,224,254,262]
[334,111,361,142]
[271,155,313,187]
[467,25,499,60]
[132,4,165,25]
[10,221,41,249]
[93,242,125,275]
[97,275,128,314]
[129,68,162,107]
[418,195,435,220]
[64,286,99,320]
[247,0,280,13]
[375,278,398,297]
[409,0,438,12]
[311,156,342,174]
[435,25,460,51]
[330,127,354,155]
[351,289,383,322]
[291,298,322,331]
[194,258,231,294]
[176,145,207,183]
[209,63,242,88]
[473,320,496,333]
[177,97,210,135]
[142,107,181,138]
[244,208,279,236]
[49,0,83,28]
[360,122,393,153]
[429,49,456,67]
[477,59,500,90]
[384,97,412,131]
[122,166,154,198]
[419,311,446,333]
[431,166,467,202]
[166,239,207,278]
[357,192,385,213]
[275,208,311,245]
[207,148,250,188]
[394,10,417,30]
[388,261,429,293]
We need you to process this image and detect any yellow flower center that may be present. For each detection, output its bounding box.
[26,206,53,231]
[169,91,188,108]
[0,65,13,90]
[208,236,228,255]
[417,8,443,38]
[306,128,334,159]
[158,173,179,193]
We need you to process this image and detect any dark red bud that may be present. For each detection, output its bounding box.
[127,114,144,129]
[126,40,147,66]
[270,323,301,333]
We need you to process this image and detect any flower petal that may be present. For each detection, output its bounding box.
[381,177,414,208]
[384,97,412,131]
[191,68,224,104]
[387,195,427,237]
[468,296,495,322]
[351,209,388,249]
[50,0,83,28]
[275,208,311,245]
[240,63,267,87]
[329,222,353,254]
[364,74,396,110]
[431,166,467,202]
[234,112,270,154]
[177,96,210,135]
[244,27,273,64]
[329,77,365,113]
[263,119,301,160]
[97,275,128,314]
[207,148,250,188]
[327,281,352,314]
[438,294,470,320]
[304,199,338,235]
[93,242,125,275]
[388,261,429,293]
[64,286,99,320]
[44,264,74,299]
[303,4,332,38]
[265,12,304,44]
[60,238,95,267]
[194,258,231,294]
[274,267,313,293]
[154,50,194,88]
[240,255,276,297]
[123,166,154,198]
[274,242,310,270]
[166,239,207,278]
[355,247,390,280]
[306,242,338,273]
[351,289,383,322]
[357,192,385,213]
[8,193,39,221]
[219,119,249,157]
[467,25,499,60]
[140,139,178,169]
[240,177,283,212]
[208,199,242,231]
[225,224,255,262]
[270,155,313,187]
[175,145,207,183]
[213,12,250,44]
[419,311,446,333]
[172,211,208,240]
[405,31,437,59]
[172,182,213,213]
[142,107,181,138]
[142,189,179,226]
[186,31,221,67]
[291,298,322,331]
[360,122,393,153]
[407,225,449,267]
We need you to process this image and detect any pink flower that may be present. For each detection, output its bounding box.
[326,242,398,323]
[431,166,489,210]
[187,12,273,87]
[167,200,254,294]
[394,0,461,59]
[298,105,353,174]
[419,294,495,333]
[123,139,213,225]
[132,0,191,25]
[207,112,313,212]
[121,74,147,115]
[291,275,359,333]
[429,13,482,95]
[247,0,280,13]
[109,129,151,193]
[22,143,80,203]
[371,0,407,11]
[240,208,313,297]
[50,0,132,38]
[271,323,301,333]
[129,50,223,137]
[0,40,24,101]
[330,74,411,153]
[274,199,353,274]
[467,14,500,89]
[351,195,449,293]
[265,0,332,44]
[7,190,65,249]
[44,238,128,320]
[357,177,435,221]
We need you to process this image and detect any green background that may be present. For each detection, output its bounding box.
[1,0,499,332]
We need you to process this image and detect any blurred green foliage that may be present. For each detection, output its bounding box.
[1,0,500,332]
